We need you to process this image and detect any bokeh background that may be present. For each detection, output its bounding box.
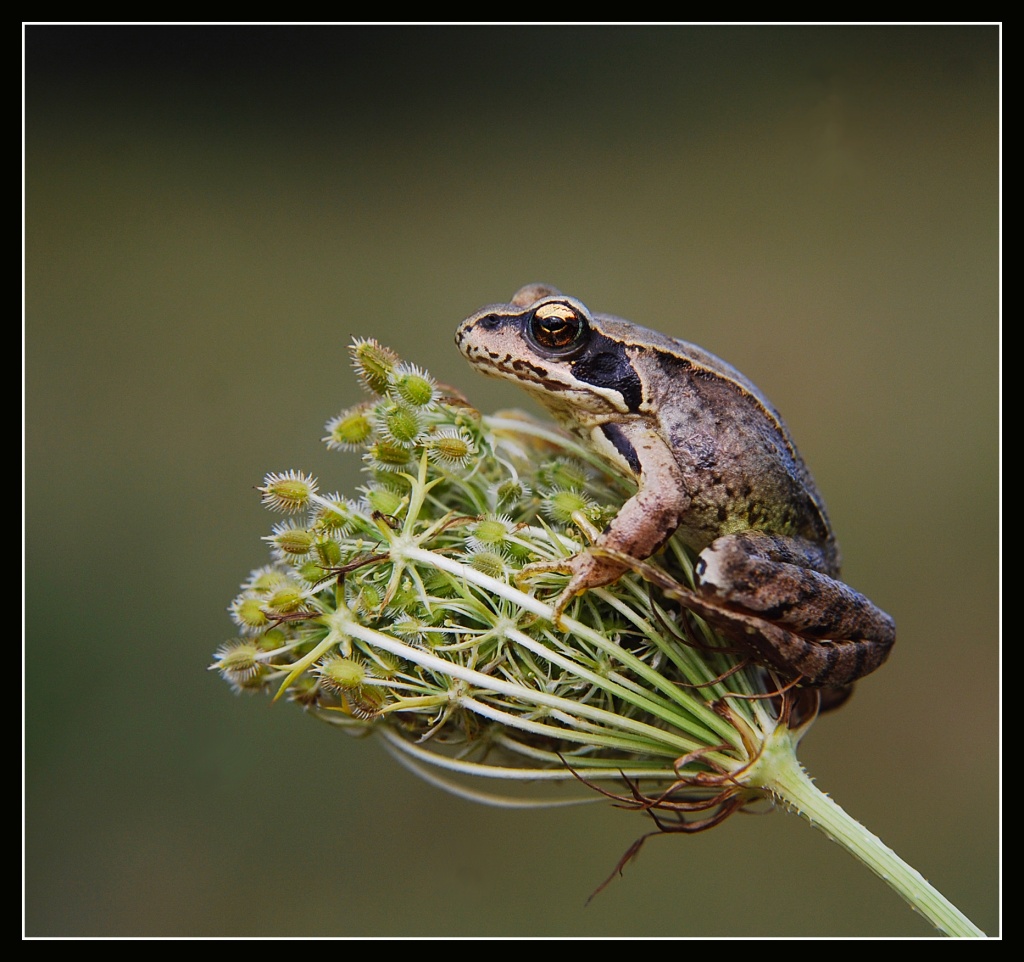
[25,25,999,937]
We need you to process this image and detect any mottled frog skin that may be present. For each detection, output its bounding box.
[455,284,895,688]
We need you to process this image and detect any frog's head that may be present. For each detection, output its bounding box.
[455,284,643,423]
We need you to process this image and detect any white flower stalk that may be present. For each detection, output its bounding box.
[212,340,984,938]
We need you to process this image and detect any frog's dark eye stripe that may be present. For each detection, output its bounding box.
[528,302,588,354]
[571,333,643,412]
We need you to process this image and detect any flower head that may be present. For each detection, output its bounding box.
[215,340,814,822]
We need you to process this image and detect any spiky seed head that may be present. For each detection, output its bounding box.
[258,471,318,513]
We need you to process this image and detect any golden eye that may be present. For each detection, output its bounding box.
[529,302,588,353]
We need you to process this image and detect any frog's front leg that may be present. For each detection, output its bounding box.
[693,530,895,686]
[544,425,690,622]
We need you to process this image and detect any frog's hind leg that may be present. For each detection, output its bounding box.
[692,531,895,687]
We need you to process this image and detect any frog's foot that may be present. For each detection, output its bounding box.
[517,550,630,627]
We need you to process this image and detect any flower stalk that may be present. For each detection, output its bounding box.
[212,339,985,937]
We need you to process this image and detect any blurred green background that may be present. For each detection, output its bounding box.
[25,25,998,937]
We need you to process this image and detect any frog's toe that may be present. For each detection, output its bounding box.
[548,588,576,629]
[515,558,571,590]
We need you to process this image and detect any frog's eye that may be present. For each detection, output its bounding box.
[528,302,589,355]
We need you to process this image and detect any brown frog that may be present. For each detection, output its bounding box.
[455,284,895,688]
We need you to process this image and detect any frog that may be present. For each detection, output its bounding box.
[455,283,895,689]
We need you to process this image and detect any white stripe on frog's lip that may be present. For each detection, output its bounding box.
[461,348,584,396]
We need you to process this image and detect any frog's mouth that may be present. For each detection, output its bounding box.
[457,334,580,397]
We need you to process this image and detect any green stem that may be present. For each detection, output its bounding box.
[757,733,986,938]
